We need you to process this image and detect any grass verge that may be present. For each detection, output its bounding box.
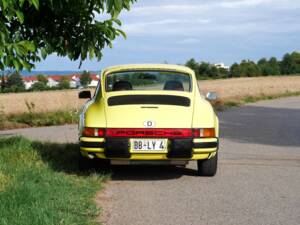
[212,91,300,111]
[0,110,79,130]
[0,136,106,225]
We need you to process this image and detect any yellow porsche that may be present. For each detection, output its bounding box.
[78,64,219,176]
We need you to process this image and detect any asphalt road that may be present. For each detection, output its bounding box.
[1,97,300,225]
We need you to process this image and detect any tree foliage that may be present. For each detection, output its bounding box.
[80,71,92,87]
[0,0,136,71]
[185,51,300,79]
[185,60,229,79]
[31,81,47,91]
[5,72,25,92]
[36,74,48,84]
[58,76,70,89]
[281,52,300,75]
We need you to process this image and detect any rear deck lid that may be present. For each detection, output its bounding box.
[105,92,194,128]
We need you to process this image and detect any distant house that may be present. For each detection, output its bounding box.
[21,73,100,90]
[68,74,81,88]
[214,63,229,70]
[88,74,100,87]
[23,76,38,89]
[47,75,61,88]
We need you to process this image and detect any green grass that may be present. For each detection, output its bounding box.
[213,91,300,111]
[7,110,79,127]
[0,137,106,225]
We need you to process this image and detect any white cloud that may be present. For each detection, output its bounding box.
[35,0,300,70]
[220,0,273,8]
[120,0,300,37]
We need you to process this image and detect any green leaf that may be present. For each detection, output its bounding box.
[14,45,28,56]
[89,48,95,60]
[107,0,114,12]
[19,41,36,52]
[31,0,39,10]
[116,29,126,39]
[41,48,47,59]
[21,61,33,71]
[112,18,122,26]
[13,59,21,71]
[19,0,26,7]
[1,0,8,10]
[16,10,24,24]
[112,10,120,19]
[114,0,123,12]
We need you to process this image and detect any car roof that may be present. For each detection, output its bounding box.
[102,64,195,76]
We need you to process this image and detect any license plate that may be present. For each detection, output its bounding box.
[130,139,167,153]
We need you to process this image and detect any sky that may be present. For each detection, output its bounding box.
[35,0,300,71]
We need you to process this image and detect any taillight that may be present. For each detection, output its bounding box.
[82,128,215,138]
[106,128,193,138]
[82,128,105,137]
[193,128,215,138]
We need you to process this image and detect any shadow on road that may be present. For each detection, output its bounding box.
[31,141,85,174]
[110,165,197,181]
[220,105,300,147]
[31,141,195,180]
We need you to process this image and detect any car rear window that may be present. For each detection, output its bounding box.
[106,71,191,92]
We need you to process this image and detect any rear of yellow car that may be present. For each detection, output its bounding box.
[79,64,219,176]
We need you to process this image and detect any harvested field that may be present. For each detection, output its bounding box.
[0,76,300,114]
[0,89,94,115]
[198,76,300,100]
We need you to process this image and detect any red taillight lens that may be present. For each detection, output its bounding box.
[82,128,105,137]
[193,128,215,138]
[82,128,215,138]
[106,128,193,138]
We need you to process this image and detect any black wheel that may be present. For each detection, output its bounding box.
[78,153,95,171]
[197,152,218,176]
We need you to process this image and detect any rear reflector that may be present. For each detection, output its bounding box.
[106,128,193,138]
[193,128,215,138]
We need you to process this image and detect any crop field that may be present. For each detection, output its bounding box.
[0,76,300,115]
[198,75,300,100]
[0,89,92,115]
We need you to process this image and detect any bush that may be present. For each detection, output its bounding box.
[5,72,25,91]
[80,71,92,87]
[58,77,70,89]
[31,81,48,91]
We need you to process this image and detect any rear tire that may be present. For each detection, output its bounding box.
[197,152,218,176]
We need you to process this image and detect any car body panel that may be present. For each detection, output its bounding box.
[79,64,219,162]
[104,91,194,128]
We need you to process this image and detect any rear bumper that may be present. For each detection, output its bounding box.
[80,137,218,160]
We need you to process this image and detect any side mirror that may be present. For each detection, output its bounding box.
[79,90,91,99]
[206,92,218,101]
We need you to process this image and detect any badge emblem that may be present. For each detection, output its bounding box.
[144,120,155,128]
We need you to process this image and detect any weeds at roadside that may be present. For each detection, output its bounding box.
[212,91,300,111]
[0,105,5,129]
[7,109,79,127]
